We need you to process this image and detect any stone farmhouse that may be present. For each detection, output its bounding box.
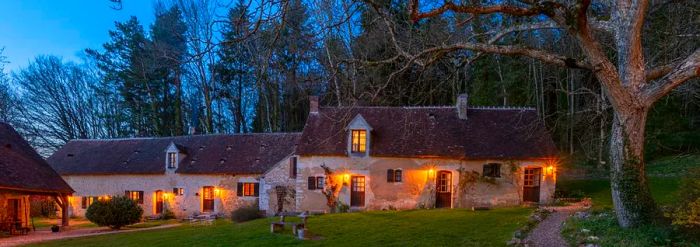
[0,123,73,229]
[48,94,558,218]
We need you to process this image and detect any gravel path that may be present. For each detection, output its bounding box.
[0,223,181,247]
[525,204,587,247]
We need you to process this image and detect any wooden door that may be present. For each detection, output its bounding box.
[8,199,20,222]
[202,186,215,212]
[435,171,452,208]
[350,176,365,207]
[155,190,164,214]
[523,168,542,202]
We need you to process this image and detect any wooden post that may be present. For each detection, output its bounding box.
[54,194,70,227]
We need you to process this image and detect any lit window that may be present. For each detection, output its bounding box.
[81,196,98,209]
[125,190,144,204]
[237,182,259,197]
[167,152,177,168]
[437,172,452,193]
[351,130,367,153]
[173,187,184,196]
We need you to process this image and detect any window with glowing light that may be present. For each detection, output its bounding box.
[125,190,144,204]
[173,187,184,196]
[81,196,98,209]
[351,130,367,153]
[237,182,259,197]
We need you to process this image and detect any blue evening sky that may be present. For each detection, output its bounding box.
[0,0,157,73]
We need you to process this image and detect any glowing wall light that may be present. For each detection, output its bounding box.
[545,166,556,176]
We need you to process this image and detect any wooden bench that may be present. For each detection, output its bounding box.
[270,212,309,236]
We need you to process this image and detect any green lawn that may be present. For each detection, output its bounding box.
[558,156,700,246]
[29,208,532,247]
[557,177,681,209]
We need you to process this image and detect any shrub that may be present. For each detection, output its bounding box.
[161,208,176,220]
[667,169,700,229]
[85,196,143,229]
[231,204,261,222]
[335,201,349,213]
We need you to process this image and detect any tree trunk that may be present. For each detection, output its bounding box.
[609,107,658,227]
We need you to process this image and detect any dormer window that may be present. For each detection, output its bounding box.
[167,152,177,169]
[351,130,367,153]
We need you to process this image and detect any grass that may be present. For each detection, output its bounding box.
[29,208,532,247]
[31,218,97,229]
[646,154,700,177]
[557,177,681,210]
[558,155,700,246]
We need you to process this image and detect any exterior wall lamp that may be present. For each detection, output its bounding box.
[214,188,221,197]
[545,166,555,176]
[428,169,435,180]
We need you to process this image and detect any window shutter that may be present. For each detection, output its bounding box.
[495,164,501,177]
[483,164,491,177]
[289,157,297,178]
[173,188,178,194]
[81,197,87,209]
[254,183,260,197]
[138,191,144,204]
[387,169,394,182]
[395,169,402,182]
[308,177,316,190]
[237,183,243,196]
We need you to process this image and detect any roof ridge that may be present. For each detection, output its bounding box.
[469,106,536,110]
[70,132,302,142]
[319,105,536,110]
[320,106,455,109]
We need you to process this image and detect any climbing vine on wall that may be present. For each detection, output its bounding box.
[320,164,342,213]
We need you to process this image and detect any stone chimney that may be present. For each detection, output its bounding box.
[457,94,468,120]
[309,96,319,114]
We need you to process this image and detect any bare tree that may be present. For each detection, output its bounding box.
[364,0,700,227]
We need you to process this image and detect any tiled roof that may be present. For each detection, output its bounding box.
[296,106,558,159]
[48,133,301,175]
[0,122,73,194]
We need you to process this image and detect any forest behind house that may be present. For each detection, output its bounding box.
[0,0,698,170]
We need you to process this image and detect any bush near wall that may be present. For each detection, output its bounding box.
[231,204,262,222]
[85,196,143,229]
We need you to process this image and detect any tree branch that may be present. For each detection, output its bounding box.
[408,0,562,21]
[643,48,700,104]
[411,42,591,70]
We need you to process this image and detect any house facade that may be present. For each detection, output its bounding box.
[47,133,299,218]
[259,95,558,215]
[48,94,558,218]
[0,123,73,228]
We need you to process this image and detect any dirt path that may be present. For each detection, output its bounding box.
[0,223,182,247]
[525,204,587,247]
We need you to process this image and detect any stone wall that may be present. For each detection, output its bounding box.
[0,192,30,228]
[62,173,259,218]
[288,156,556,213]
[260,156,296,215]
